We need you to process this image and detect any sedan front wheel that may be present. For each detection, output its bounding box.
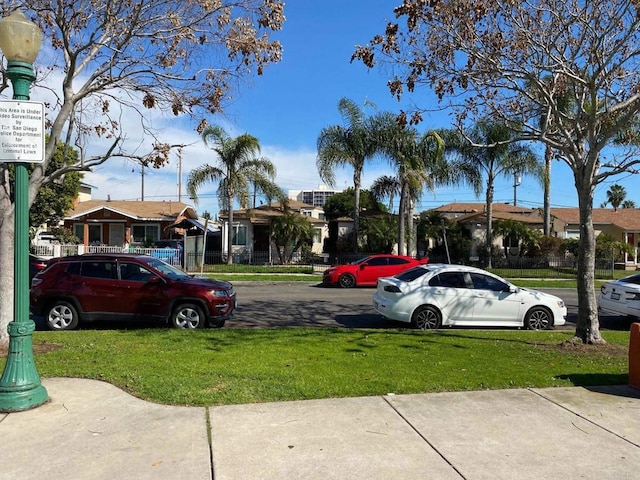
[338,274,356,288]
[411,305,442,330]
[524,306,552,330]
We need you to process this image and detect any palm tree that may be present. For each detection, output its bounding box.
[622,200,636,209]
[270,210,314,264]
[442,120,541,268]
[374,125,434,255]
[604,184,627,211]
[370,175,400,212]
[187,125,282,264]
[317,98,387,253]
[378,121,479,256]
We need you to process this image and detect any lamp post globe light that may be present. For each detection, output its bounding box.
[0,10,48,412]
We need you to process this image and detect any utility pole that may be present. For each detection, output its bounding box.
[177,146,183,202]
[513,172,521,206]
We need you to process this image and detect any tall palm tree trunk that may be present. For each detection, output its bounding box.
[485,182,494,269]
[353,170,361,254]
[226,191,234,265]
[397,184,408,255]
[543,146,552,236]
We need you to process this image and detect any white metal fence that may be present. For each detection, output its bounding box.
[30,244,183,267]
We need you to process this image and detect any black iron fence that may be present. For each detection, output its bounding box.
[188,251,616,279]
[32,244,617,279]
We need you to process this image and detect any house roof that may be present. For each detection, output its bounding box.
[551,207,640,231]
[432,202,535,215]
[456,209,545,225]
[222,201,327,225]
[65,200,196,221]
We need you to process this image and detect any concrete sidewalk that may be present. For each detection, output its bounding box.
[1,378,640,480]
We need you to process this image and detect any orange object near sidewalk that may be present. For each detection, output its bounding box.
[629,323,640,389]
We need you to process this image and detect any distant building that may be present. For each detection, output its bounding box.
[288,185,342,207]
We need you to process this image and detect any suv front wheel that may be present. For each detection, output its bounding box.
[45,301,80,330]
[171,303,205,329]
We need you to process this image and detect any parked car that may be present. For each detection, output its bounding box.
[30,253,236,331]
[598,273,640,319]
[29,254,48,282]
[373,264,567,330]
[323,254,429,288]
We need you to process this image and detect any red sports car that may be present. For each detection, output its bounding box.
[322,254,429,288]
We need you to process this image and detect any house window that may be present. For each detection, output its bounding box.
[131,224,160,245]
[74,223,102,244]
[313,228,322,244]
[232,225,247,246]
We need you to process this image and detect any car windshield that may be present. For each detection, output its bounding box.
[620,274,640,285]
[144,257,189,279]
[351,256,372,265]
[395,266,429,282]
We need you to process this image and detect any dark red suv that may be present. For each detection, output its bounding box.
[30,253,236,330]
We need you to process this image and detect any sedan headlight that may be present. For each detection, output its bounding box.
[626,292,640,301]
[556,300,565,309]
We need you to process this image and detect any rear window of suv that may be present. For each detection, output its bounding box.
[81,261,117,279]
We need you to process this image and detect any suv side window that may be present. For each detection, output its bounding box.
[119,262,154,282]
[66,261,82,275]
[81,261,116,279]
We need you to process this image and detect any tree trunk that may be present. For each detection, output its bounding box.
[352,168,362,254]
[226,192,234,265]
[543,146,552,236]
[397,183,407,256]
[485,178,494,269]
[0,206,15,347]
[573,171,606,344]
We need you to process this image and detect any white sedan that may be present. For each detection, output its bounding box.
[373,264,567,330]
[598,273,640,319]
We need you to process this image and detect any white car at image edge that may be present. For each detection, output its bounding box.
[373,264,567,330]
[598,273,640,319]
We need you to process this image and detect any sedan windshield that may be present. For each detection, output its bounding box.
[351,256,371,265]
[620,274,640,285]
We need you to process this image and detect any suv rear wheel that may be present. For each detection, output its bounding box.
[171,303,205,329]
[46,301,79,330]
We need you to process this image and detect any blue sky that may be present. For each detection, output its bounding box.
[79,2,639,215]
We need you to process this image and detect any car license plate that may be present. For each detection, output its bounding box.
[611,292,621,301]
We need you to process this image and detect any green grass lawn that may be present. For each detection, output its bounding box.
[11,328,628,407]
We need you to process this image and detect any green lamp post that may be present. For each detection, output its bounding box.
[0,10,48,412]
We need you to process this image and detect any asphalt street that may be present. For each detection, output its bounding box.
[225,282,635,331]
[31,281,634,331]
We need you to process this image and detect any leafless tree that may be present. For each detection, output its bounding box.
[353,0,640,344]
[0,0,285,345]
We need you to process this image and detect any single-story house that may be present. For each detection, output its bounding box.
[429,202,640,268]
[62,199,198,247]
[218,200,329,261]
[551,207,640,267]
